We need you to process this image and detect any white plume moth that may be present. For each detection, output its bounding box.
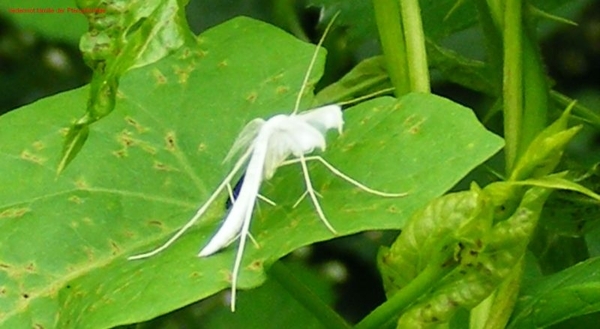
[129,13,407,311]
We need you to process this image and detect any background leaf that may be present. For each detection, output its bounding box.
[509,257,600,328]
[0,0,87,43]
[0,17,502,328]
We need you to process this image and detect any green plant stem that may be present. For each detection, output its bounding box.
[372,0,410,96]
[520,26,548,157]
[502,0,524,175]
[268,261,351,329]
[483,258,524,329]
[399,0,430,92]
[474,0,502,95]
[355,258,454,329]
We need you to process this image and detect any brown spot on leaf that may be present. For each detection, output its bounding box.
[26,263,35,272]
[174,66,190,84]
[118,130,135,147]
[276,86,289,95]
[217,60,228,68]
[148,220,163,227]
[125,116,148,133]
[387,205,399,213]
[197,49,208,57]
[266,73,284,83]
[0,263,10,270]
[246,92,257,103]
[197,143,207,152]
[20,150,46,165]
[69,195,84,204]
[181,48,191,59]
[32,141,45,151]
[153,161,174,171]
[75,178,90,189]
[249,260,263,271]
[152,69,167,85]
[112,149,127,158]
[0,207,30,218]
[109,240,121,254]
[165,132,177,151]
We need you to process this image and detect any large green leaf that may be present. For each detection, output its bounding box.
[0,17,502,328]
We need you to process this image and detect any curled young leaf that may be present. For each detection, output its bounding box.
[395,187,551,328]
[510,103,579,181]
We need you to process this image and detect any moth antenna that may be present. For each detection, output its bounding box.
[337,87,396,106]
[292,11,341,115]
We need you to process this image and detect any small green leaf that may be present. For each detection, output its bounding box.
[315,56,392,105]
[511,103,580,181]
[59,0,194,173]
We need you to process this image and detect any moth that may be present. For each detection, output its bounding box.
[130,14,406,311]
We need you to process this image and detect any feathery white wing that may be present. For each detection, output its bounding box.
[198,125,271,257]
[296,104,344,134]
[223,118,266,164]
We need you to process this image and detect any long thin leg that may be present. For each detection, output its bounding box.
[298,154,338,234]
[230,191,255,311]
[128,149,253,260]
[292,190,322,209]
[282,155,408,197]
[257,194,276,206]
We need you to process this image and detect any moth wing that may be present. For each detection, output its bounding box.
[296,104,344,134]
[223,118,266,163]
[263,118,325,179]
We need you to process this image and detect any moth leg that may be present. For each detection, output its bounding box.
[292,190,323,209]
[283,155,409,197]
[228,232,260,249]
[298,154,338,234]
[230,188,256,312]
[257,194,276,206]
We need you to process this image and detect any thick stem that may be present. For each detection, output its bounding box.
[399,0,430,92]
[355,256,454,329]
[502,0,524,175]
[373,0,410,96]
